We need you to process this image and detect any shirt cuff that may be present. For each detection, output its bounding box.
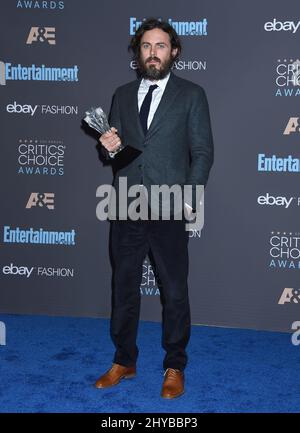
[184,203,193,211]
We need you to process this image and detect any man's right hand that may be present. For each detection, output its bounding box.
[99,127,122,152]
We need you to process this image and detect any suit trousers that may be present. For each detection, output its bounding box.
[109,213,191,372]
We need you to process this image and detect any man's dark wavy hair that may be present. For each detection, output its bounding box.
[128,17,182,62]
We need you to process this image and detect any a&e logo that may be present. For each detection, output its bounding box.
[26,27,56,45]
[26,192,55,209]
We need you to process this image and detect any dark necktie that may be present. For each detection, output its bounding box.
[139,84,158,135]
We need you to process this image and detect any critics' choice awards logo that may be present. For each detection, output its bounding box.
[27,27,56,45]
[16,0,64,10]
[283,117,300,135]
[269,231,300,270]
[2,263,74,278]
[0,61,79,85]
[140,258,161,296]
[275,59,300,96]
[26,192,55,209]
[3,226,76,246]
[6,101,78,116]
[278,288,300,304]
[17,139,65,176]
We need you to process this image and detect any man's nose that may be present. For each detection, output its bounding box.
[150,46,156,56]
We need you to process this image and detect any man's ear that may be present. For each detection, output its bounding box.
[171,47,178,58]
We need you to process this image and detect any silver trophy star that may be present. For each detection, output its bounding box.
[84,106,124,157]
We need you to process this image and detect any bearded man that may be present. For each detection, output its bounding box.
[95,17,214,399]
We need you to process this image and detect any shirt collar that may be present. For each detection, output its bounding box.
[140,72,171,92]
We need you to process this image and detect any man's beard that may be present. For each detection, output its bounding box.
[137,55,174,80]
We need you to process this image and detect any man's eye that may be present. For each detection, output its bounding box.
[158,44,165,48]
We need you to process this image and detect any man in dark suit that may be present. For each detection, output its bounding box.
[95,18,213,399]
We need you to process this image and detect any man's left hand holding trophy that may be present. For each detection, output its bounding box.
[99,126,122,159]
[84,106,123,158]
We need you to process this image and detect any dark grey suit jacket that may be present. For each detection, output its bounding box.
[102,71,213,215]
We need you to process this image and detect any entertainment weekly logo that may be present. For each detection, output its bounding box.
[2,226,76,246]
[257,153,300,173]
[269,231,300,270]
[129,17,208,36]
[0,61,79,85]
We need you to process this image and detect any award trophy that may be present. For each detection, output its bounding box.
[83,106,124,158]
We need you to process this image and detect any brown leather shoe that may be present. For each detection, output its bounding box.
[95,363,136,388]
[161,368,184,399]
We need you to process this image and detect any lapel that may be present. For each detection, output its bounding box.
[128,72,182,141]
[146,72,182,139]
[130,77,144,139]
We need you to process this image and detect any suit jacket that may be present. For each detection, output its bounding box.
[102,71,214,218]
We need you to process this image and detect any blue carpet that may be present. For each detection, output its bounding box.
[0,314,299,413]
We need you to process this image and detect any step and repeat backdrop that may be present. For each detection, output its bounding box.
[1,0,300,332]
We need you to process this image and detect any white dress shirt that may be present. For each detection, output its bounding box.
[137,72,171,129]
